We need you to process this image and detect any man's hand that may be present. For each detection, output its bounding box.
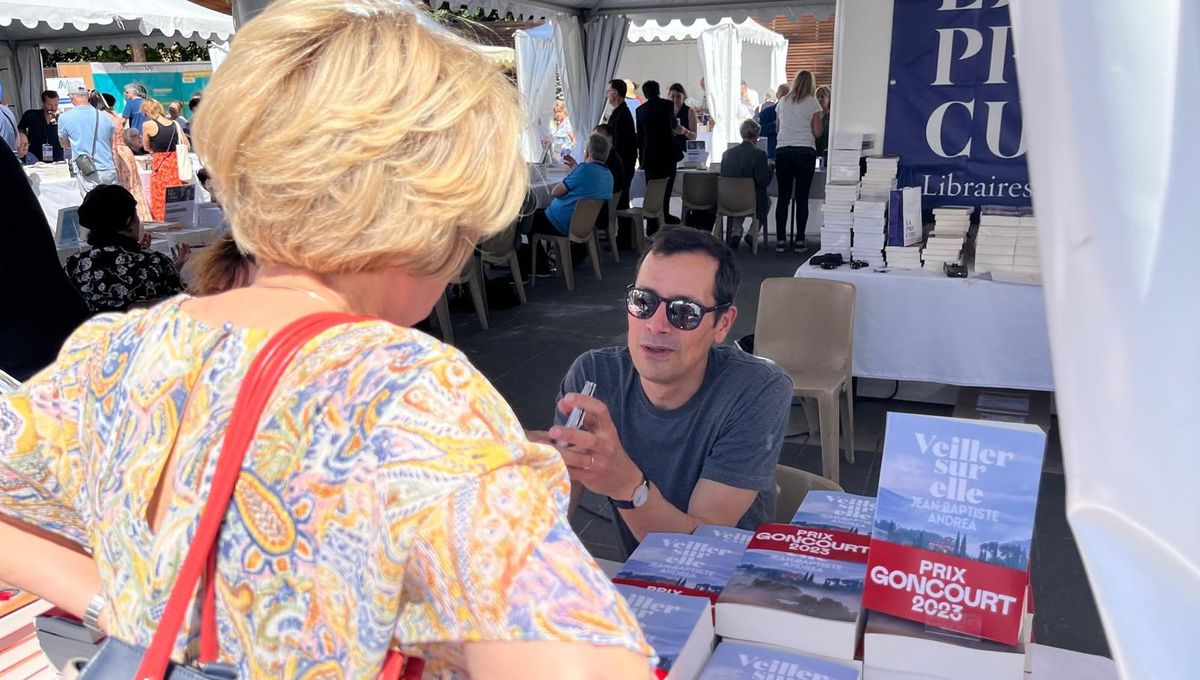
[563,153,578,169]
[548,392,643,501]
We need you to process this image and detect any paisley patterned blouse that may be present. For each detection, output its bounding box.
[0,298,651,678]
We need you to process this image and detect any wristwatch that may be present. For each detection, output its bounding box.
[611,475,650,510]
[82,591,107,635]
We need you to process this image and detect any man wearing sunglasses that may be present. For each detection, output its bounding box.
[532,228,792,555]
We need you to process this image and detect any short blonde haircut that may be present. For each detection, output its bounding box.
[192,0,527,278]
[140,98,165,118]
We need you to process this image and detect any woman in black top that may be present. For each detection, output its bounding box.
[664,83,700,224]
[140,98,189,221]
[63,184,185,312]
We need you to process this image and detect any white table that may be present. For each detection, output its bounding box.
[25,162,152,231]
[793,266,1055,390]
[528,163,571,209]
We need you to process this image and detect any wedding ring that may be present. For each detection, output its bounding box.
[583,454,595,471]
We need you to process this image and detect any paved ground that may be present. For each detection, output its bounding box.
[439,237,1110,657]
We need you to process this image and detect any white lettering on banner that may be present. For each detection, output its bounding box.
[737,654,841,680]
[933,28,984,85]
[869,565,1019,615]
[922,172,1032,198]
[985,101,1026,157]
[926,100,974,157]
[938,0,1009,11]
[985,26,1011,84]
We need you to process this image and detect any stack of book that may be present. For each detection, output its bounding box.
[699,640,861,680]
[863,606,1034,680]
[692,525,753,547]
[614,532,746,604]
[1014,214,1041,276]
[975,206,1021,274]
[821,179,859,259]
[931,205,973,239]
[0,585,54,680]
[859,156,899,202]
[884,245,922,270]
[851,201,887,268]
[790,491,877,535]
[615,584,715,680]
[922,236,966,271]
[827,134,865,186]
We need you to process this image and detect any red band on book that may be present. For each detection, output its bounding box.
[749,523,871,564]
[612,578,720,605]
[862,539,1028,645]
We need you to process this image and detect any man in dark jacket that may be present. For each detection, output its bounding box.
[719,119,772,250]
[605,80,637,249]
[635,80,683,233]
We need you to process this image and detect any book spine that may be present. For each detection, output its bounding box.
[887,189,903,247]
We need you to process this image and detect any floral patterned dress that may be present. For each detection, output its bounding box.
[0,300,652,678]
[108,112,152,223]
[62,240,183,312]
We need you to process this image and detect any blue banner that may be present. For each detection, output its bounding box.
[884,0,1030,209]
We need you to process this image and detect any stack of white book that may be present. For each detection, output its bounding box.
[974,206,1021,275]
[827,133,865,186]
[884,245,922,270]
[699,640,861,680]
[859,156,899,202]
[863,605,1034,680]
[615,584,715,680]
[0,586,55,680]
[821,203,855,259]
[851,200,887,268]
[931,205,973,239]
[922,236,965,271]
[1014,214,1040,276]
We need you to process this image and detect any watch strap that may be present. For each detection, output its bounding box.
[82,591,107,635]
[610,475,647,509]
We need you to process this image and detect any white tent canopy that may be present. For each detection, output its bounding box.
[472,0,832,23]
[619,18,787,162]
[0,0,234,112]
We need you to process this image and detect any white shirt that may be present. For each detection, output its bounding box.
[775,95,823,150]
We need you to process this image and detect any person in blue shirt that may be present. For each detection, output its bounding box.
[58,87,118,194]
[756,83,790,161]
[122,83,149,134]
[526,133,613,271]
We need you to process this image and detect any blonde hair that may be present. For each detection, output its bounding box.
[786,71,816,103]
[192,0,527,278]
[816,85,831,100]
[140,98,165,118]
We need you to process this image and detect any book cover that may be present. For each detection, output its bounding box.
[616,584,714,680]
[793,491,877,534]
[692,525,753,547]
[699,641,861,680]
[615,533,746,603]
[720,548,866,624]
[863,412,1045,645]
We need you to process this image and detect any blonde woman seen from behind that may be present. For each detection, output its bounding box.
[0,1,653,678]
[774,70,825,252]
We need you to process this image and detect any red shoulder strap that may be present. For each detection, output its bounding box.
[136,312,365,679]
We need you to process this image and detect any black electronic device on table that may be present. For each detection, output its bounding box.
[944,263,968,278]
[810,253,845,269]
[849,259,870,270]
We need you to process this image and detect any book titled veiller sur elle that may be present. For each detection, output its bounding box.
[791,491,877,534]
[615,533,746,603]
[692,525,753,547]
[615,584,715,680]
[863,412,1045,645]
[698,640,861,680]
[715,524,870,661]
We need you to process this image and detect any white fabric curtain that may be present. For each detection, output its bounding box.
[515,22,558,163]
[207,40,230,72]
[770,39,788,92]
[1009,1,1199,678]
[698,23,740,164]
[15,44,42,114]
[583,14,630,128]
[553,16,588,158]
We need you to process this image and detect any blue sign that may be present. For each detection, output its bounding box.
[884,0,1030,209]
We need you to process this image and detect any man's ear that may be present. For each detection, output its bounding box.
[713,305,738,343]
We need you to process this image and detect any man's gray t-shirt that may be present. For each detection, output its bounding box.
[556,345,793,555]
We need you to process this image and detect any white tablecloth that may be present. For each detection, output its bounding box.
[793,266,1054,390]
[25,163,152,230]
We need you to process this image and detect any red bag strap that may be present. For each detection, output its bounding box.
[136,312,365,679]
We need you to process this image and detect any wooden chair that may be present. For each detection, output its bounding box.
[715,177,762,254]
[478,221,527,305]
[530,198,605,291]
[617,177,668,252]
[681,172,718,228]
[755,277,857,483]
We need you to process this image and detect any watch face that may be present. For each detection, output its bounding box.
[631,482,650,508]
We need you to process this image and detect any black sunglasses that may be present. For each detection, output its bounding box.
[625,285,729,331]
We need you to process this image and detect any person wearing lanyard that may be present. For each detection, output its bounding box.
[18,90,64,163]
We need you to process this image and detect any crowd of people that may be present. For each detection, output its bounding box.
[533,69,831,267]
[0,2,828,677]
